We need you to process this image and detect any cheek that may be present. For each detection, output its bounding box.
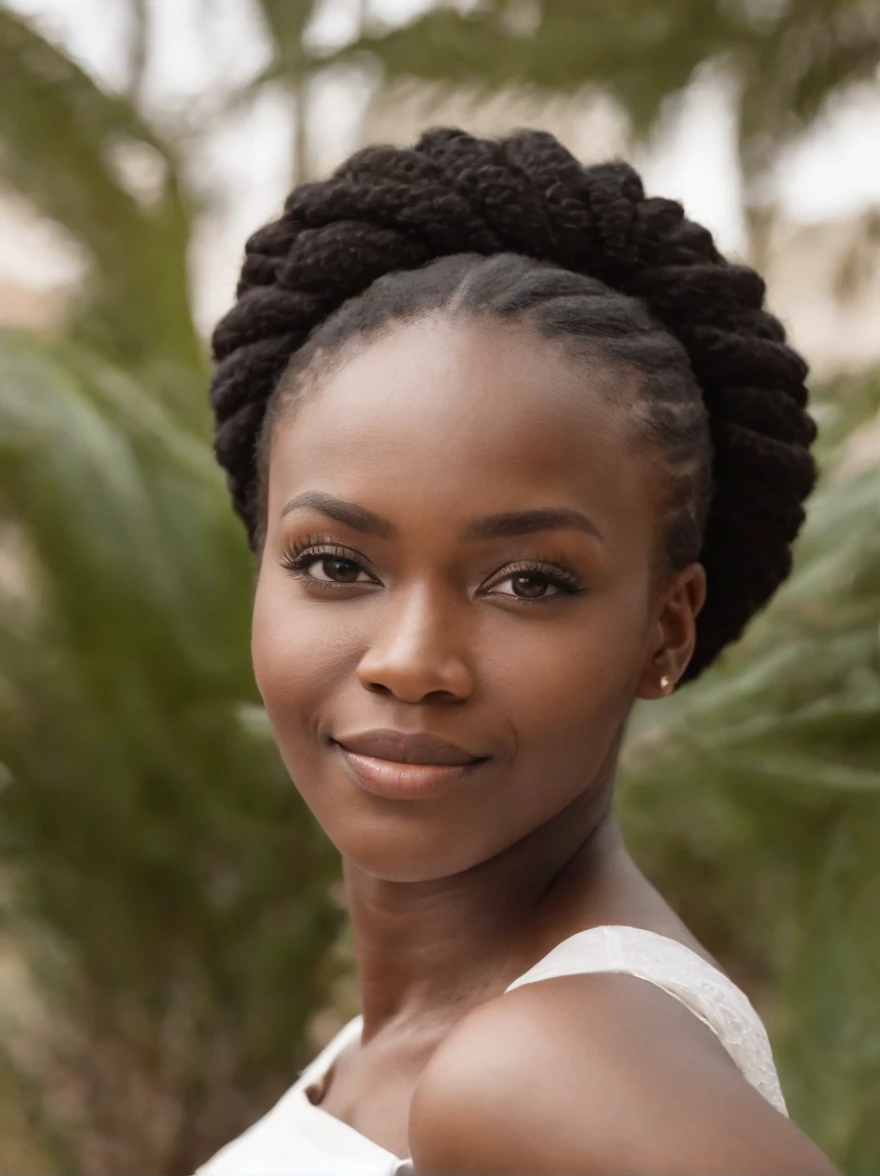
[483,589,647,809]
[251,570,349,741]
[495,585,646,742]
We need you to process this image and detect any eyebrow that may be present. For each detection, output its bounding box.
[280,490,608,547]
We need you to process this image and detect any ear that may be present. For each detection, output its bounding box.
[634,563,707,700]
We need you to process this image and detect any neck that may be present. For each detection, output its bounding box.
[343,780,632,1042]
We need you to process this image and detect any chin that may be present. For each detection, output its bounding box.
[333,820,516,884]
[336,839,466,883]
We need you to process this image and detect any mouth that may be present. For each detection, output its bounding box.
[330,739,490,801]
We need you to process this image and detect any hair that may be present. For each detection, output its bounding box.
[209,127,817,683]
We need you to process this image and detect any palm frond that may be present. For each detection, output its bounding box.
[335,0,879,161]
[0,11,206,422]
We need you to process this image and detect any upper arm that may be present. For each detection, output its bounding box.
[408,973,839,1175]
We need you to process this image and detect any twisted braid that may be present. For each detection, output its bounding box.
[210,127,816,682]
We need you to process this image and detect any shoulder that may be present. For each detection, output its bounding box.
[408,973,838,1174]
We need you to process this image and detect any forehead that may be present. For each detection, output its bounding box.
[268,316,656,551]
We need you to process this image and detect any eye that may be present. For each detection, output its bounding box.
[487,561,585,603]
[280,537,376,587]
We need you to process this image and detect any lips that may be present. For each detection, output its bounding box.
[332,729,485,766]
[330,728,490,801]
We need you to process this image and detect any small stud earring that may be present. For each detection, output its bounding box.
[660,675,672,693]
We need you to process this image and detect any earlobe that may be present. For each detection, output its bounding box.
[633,610,679,697]
[634,666,678,702]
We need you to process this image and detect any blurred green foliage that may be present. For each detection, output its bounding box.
[0,331,345,1171]
[0,0,878,1171]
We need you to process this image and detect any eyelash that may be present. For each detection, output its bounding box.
[279,534,586,603]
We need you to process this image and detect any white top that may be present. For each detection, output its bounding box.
[195,924,789,1175]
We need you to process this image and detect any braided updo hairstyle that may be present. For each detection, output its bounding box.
[209,127,817,683]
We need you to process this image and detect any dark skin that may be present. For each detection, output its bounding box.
[251,315,838,1174]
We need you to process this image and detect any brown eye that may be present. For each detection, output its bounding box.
[280,540,375,587]
[290,555,369,583]
[302,557,370,584]
[509,574,556,599]
[486,561,584,603]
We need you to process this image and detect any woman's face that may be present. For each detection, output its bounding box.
[252,315,700,881]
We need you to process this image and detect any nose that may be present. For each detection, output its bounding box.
[356,584,475,703]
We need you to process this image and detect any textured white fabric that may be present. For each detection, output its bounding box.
[504,925,788,1118]
[195,924,788,1175]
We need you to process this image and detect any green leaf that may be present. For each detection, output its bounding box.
[0,10,206,418]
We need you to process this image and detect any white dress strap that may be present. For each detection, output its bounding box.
[504,924,788,1117]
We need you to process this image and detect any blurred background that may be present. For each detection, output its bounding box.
[0,0,878,1171]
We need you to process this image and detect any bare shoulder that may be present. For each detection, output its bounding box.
[408,973,839,1175]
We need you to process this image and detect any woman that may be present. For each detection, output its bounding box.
[197,128,838,1174]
